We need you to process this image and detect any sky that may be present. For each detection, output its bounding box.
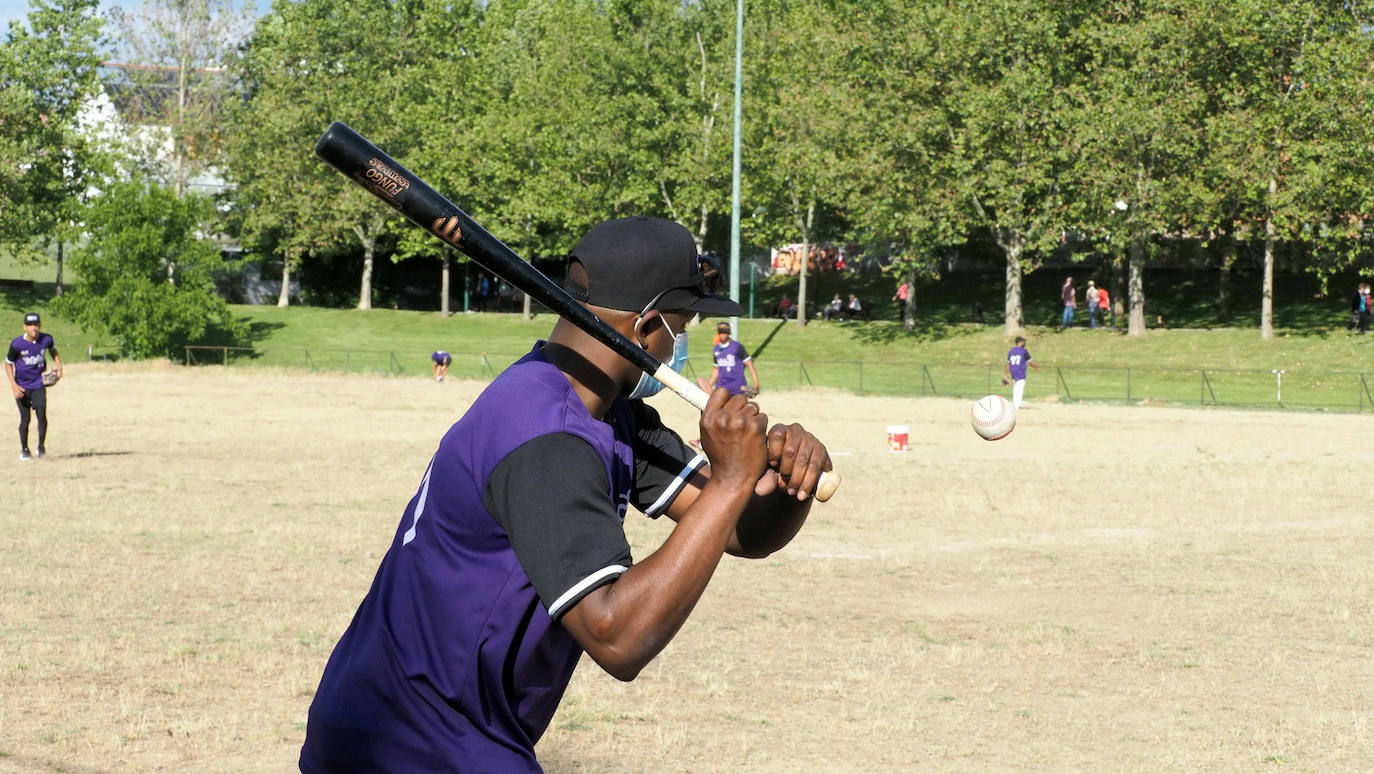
[1,0,267,31]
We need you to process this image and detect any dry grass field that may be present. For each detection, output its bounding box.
[2,362,1371,773]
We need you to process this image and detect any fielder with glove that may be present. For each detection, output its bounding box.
[708,321,759,399]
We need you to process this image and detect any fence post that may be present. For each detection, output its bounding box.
[1057,367,1072,401]
[390,351,402,374]
[1361,374,1373,412]
[223,346,229,366]
[184,346,190,366]
[799,362,812,387]
[1126,367,1131,401]
[1200,370,1217,405]
[857,362,864,394]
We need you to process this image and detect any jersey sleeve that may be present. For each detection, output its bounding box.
[628,400,706,518]
[484,433,633,621]
[738,344,751,362]
[5,343,16,364]
[45,335,57,357]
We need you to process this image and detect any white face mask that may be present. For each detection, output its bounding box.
[627,314,689,400]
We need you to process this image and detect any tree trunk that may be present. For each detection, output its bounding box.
[998,228,1024,335]
[441,249,451,316]
[1127,238,1146,337]
[522,291,532,322]
[355,225,374,310]
[54,240,64,297]
[1218,239,1235,324]
[277,251,292,307]
[1261,178,1276,340]
[1112,253,1126,324]
[795,199,814,329]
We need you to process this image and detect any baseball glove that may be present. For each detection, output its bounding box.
[741,386,758,399]
[41,371,60,387]
[1000,376,1011,386]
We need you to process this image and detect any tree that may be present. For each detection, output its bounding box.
[0,0,108,296]
[56,181,246,358]
[835,0,954,327]
[224,0,434,310]
[1197,1,1374,338]
[744,0,854,328]
[935,0,1086,335]
[108,0,253,198]
[1066,0,1211,337]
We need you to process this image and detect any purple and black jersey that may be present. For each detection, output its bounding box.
[7,333,56,391]
[1007,345,1031,381]
[301,342,705,774]
[712,339,751,395]
[431,350,450,365]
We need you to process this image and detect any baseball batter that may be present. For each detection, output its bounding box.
[300,217,831,773]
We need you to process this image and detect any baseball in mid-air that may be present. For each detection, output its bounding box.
[971,394,1015,441]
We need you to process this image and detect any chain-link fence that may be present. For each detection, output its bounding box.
[184,346,1374,413]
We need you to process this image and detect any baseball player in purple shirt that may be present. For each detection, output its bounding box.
[430,350,451,382]
[300,217,832,774]
[709,321,760,397]
[5,312,62,460]
[1005,335,1039,410]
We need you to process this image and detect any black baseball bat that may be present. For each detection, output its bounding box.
[314,121,838,502]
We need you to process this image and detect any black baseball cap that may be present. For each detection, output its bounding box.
[23,313,39,325]
[567,216,743,317]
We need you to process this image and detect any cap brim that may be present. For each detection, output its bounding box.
[658,288,743,317]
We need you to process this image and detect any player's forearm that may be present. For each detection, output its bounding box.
[566,477,753,681]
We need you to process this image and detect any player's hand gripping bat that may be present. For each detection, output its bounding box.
[315,122,839,502]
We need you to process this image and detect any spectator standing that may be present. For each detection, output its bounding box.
[892,281,912,321]
[1060,276,1076,330]
[1005,335,1039,411]
[5,312,62,460]
[476,274,491,312]
[1097,285,1112,328]
[1085,281,1100,329]
[1349,282,1371,334]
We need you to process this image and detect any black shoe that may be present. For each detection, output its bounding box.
[36,446,45,458]
[19,450,31,461]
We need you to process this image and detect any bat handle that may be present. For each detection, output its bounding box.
[656,367,841,502]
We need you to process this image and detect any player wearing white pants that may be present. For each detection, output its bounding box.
[1005,336,1038,411]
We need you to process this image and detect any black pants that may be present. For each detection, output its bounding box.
[16,386,46,452]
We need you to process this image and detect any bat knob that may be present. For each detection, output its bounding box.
[814,470,840,503]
